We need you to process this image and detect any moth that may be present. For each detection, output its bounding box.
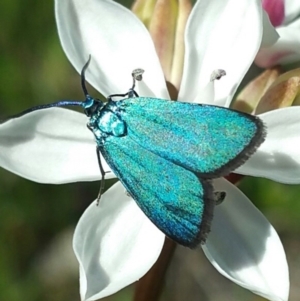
[8,58,265,248]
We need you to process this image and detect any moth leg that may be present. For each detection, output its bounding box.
[107,89,138,101]
[107,69,143,101]
[214,191,226,205]
[96,147,106,206]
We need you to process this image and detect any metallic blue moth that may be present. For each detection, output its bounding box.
[8,60,266,248]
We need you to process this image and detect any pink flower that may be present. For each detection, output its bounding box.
[256,0,300,67]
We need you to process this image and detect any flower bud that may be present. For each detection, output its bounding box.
[132,0,192,90]
[233,68,280,113]
[256,68,300,114]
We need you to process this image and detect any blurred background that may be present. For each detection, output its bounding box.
[0,1,300,301]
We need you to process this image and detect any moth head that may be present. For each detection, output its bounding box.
[82,95,104,117]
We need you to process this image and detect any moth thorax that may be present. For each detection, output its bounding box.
[98,110,126,137]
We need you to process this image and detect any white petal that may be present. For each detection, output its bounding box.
[74,182,165,301]
[238,107,300,184]
[193,81,215,105]
[202,178,289,301]
[261,10,280,47]
[0,108,112,183]
[55,0,168,99]
[283,0,300,25]
[180,0,263,107]
[255,18,300,67]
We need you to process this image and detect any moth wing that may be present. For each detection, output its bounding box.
[115,97,265,177]
[100,135,215,248]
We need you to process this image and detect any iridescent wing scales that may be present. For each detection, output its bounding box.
[114,97,265,177]
[99,134,215,248]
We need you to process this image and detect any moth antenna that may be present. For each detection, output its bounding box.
[81,55,92,97]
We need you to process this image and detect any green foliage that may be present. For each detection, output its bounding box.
[0,1,99,300]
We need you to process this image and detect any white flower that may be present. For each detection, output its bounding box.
[0,0,294,301]
[256,0,300,67]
